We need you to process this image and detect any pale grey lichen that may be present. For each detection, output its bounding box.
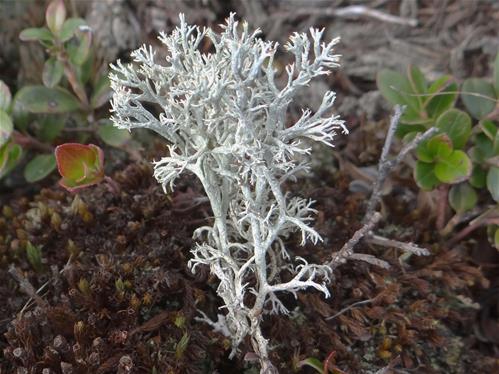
[110,13,346,372]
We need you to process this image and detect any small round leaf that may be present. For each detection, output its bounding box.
[448,183,477,213]
[434,150,472,184]
[15,86,80,114]
[414,161,440,191]
[426,76,458,119]
[461,78,497,119]
[435,109,472,149]
[24,154,57,183]
[487,166,499,202]
[97,121,131,147]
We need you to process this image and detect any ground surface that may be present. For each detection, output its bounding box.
[1,1,499,373]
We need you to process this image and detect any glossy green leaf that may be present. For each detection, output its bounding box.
[55,143,104,192]
[97,121,131,147]
[470,166,486,188]
[0,80,12,111]
[0,143,23,179]
[494,52,499,96]
[414,161,440,190]
[15,86,80,113]
[42,57,64,88]
[461,78,497,119]
[448,183,477,213]
[377,69,419,111]
[434,150,472,184]
[487,166,499,202]
[426,76,458,119]
[435,109,471,149]
[416,134,452,163]
[46,0,66,35]
[59,18,86,42]
[19,27,53,42]
[24,154,57,183]
[0,110,13,147]
[91,75,112,109]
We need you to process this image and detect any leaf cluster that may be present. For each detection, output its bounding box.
[0,0,129,185]
[377,53,499,248]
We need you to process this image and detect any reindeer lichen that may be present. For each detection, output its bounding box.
[110,14,346,372]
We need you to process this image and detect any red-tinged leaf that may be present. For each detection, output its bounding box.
[55,143,104,192]
[46,0,66,35]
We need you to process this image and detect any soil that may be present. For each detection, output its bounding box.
[1,1,499,373]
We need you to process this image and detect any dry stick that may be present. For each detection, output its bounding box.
[325,297,376,321]
[293,5,418,27]
[365,108,438,222]
[363,106,404,222]
[447,217,499,247]
[8,265,48,309]
[328,211,382,268]
[15,256,74,315]
[329,106,435,269]
[366,234,430,256]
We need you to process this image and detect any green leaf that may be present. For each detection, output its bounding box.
[75,48,94,85]
[480,119,498,141]
[0,110,13,147]
[24,154,57,183]
[97,121,131,147]
[0,80,12,111]
[297,357,323,373]
[470,166,486,188]
[470,133,494,163]
[426,76,458,119]
[0,143,23,179]
[435,109,472,149]
[434,150,472,184]
[494,227,499,250]
[448,183,477,213]
[395,123,427,139]
[42,57,64,88]
[487,167,499,202]
[69,27,92,66]
[407,65,427,107]
[37,115,66,142]
[19,27,53,42]
[46,0,66,35]
[59,18,86,42]
[414,161,440,190]
[377,69,419,111]
[461,78,497,119]
[91,75,112,109]
[26,241,43,272]
[15,86,80,114]
[494,52,499,96]
[416,134,452,163]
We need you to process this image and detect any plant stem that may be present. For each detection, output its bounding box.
[12,131,54,153]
